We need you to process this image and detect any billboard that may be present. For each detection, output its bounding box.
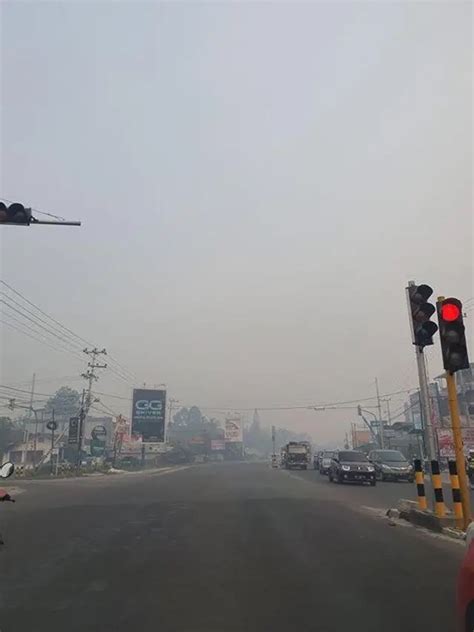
[351,429,371,448]
[225,416,243,443]
[120,433,143,456]
[68,416,79,445]
[131,389,166,442]
[437,428,474,458]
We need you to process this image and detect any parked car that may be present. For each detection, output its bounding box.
[368,449,414,482]
[318,450,337,475]
[328,450,376,486]
[457,522,474,631]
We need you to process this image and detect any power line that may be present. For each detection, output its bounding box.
[4,375,83,388]
[92,386,419,414]
[1,292,132,382]
[1,296,85,353]
[0,307,86,362]
[90,400,121,418]
[0,280,136,381]
[0,384,56,397]
[0,317,85,362]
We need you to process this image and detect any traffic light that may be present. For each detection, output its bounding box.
[407,284,438,347]
[0,202,32,225]
[437,297,470,374]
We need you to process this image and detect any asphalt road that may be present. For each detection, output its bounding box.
[292,465,472,512]
[0,463,464,632]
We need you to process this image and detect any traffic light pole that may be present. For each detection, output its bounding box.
[375,378,385,449]
[446,371,471,530]
[415,346,436,462]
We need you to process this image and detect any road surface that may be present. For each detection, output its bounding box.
[292,465,469,511]
[0,463,463,632]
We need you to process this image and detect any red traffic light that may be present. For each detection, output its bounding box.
[441,302,461,322]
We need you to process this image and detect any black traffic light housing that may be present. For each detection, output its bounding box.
[437,297,470,374]
[407,283,438,347]
[0,202,32,225]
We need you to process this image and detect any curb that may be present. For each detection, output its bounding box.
[395,498,465,540]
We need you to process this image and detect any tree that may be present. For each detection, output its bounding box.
[45,387,81,419]
[0,417,23,458]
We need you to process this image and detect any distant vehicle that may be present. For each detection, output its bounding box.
[328,450,376,486]
[318,450,337,475]
[281,441,311,470]
[367,449,414,482]
[457,522,474,631]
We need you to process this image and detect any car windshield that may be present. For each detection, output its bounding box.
[339,452,367,462]
[323,451,336,459]
[377,451,407,462]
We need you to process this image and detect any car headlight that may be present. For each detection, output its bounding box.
[381,464,391,471]
[367,466,375,472]
[341,465,351,472]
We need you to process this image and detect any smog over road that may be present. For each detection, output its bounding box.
[0,2,472,631]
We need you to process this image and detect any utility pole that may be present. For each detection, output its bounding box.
[28,373,36,418]
[375,378,385,449]
[50,410,55,474]
[415,346,436,461]
[77,347,107,466]
[32,409,43,468]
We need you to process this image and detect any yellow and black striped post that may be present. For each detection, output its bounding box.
[448,459,464,529]
[431,460,446,518]
[414,459,427,510]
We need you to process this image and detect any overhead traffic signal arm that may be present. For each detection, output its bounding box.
[406,283,438,347]
[0,201,81,226]
[0,202,32,225]
[437,297,470,374]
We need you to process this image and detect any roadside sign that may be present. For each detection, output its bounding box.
[68,417,79,444]
[91,425,107,440]
[46,420,58,431]
[131,388,166,442]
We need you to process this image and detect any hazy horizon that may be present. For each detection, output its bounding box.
[0,1,472,442]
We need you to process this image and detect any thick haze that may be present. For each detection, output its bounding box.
[0,2,472,442]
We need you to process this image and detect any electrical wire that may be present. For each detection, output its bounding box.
[0,317,85,362]
[0,384,57,397]
[0,295,131,383]
[0,280,136,382]
[1,295,83,350]
[92,386,418,414]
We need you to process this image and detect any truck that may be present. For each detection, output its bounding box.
[281,441,311,470]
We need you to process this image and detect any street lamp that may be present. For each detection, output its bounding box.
[357,405,382,447]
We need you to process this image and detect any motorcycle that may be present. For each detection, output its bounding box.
[0,462,16,545]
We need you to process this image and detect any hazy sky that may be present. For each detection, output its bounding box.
[0,1,472,441]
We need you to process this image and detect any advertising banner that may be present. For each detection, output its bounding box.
[131,389,166,442]
[437,428,474,458]
[90,425,107,457]
[120,433,143,455]
[225,417,243,443]
[211,439,226,451]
